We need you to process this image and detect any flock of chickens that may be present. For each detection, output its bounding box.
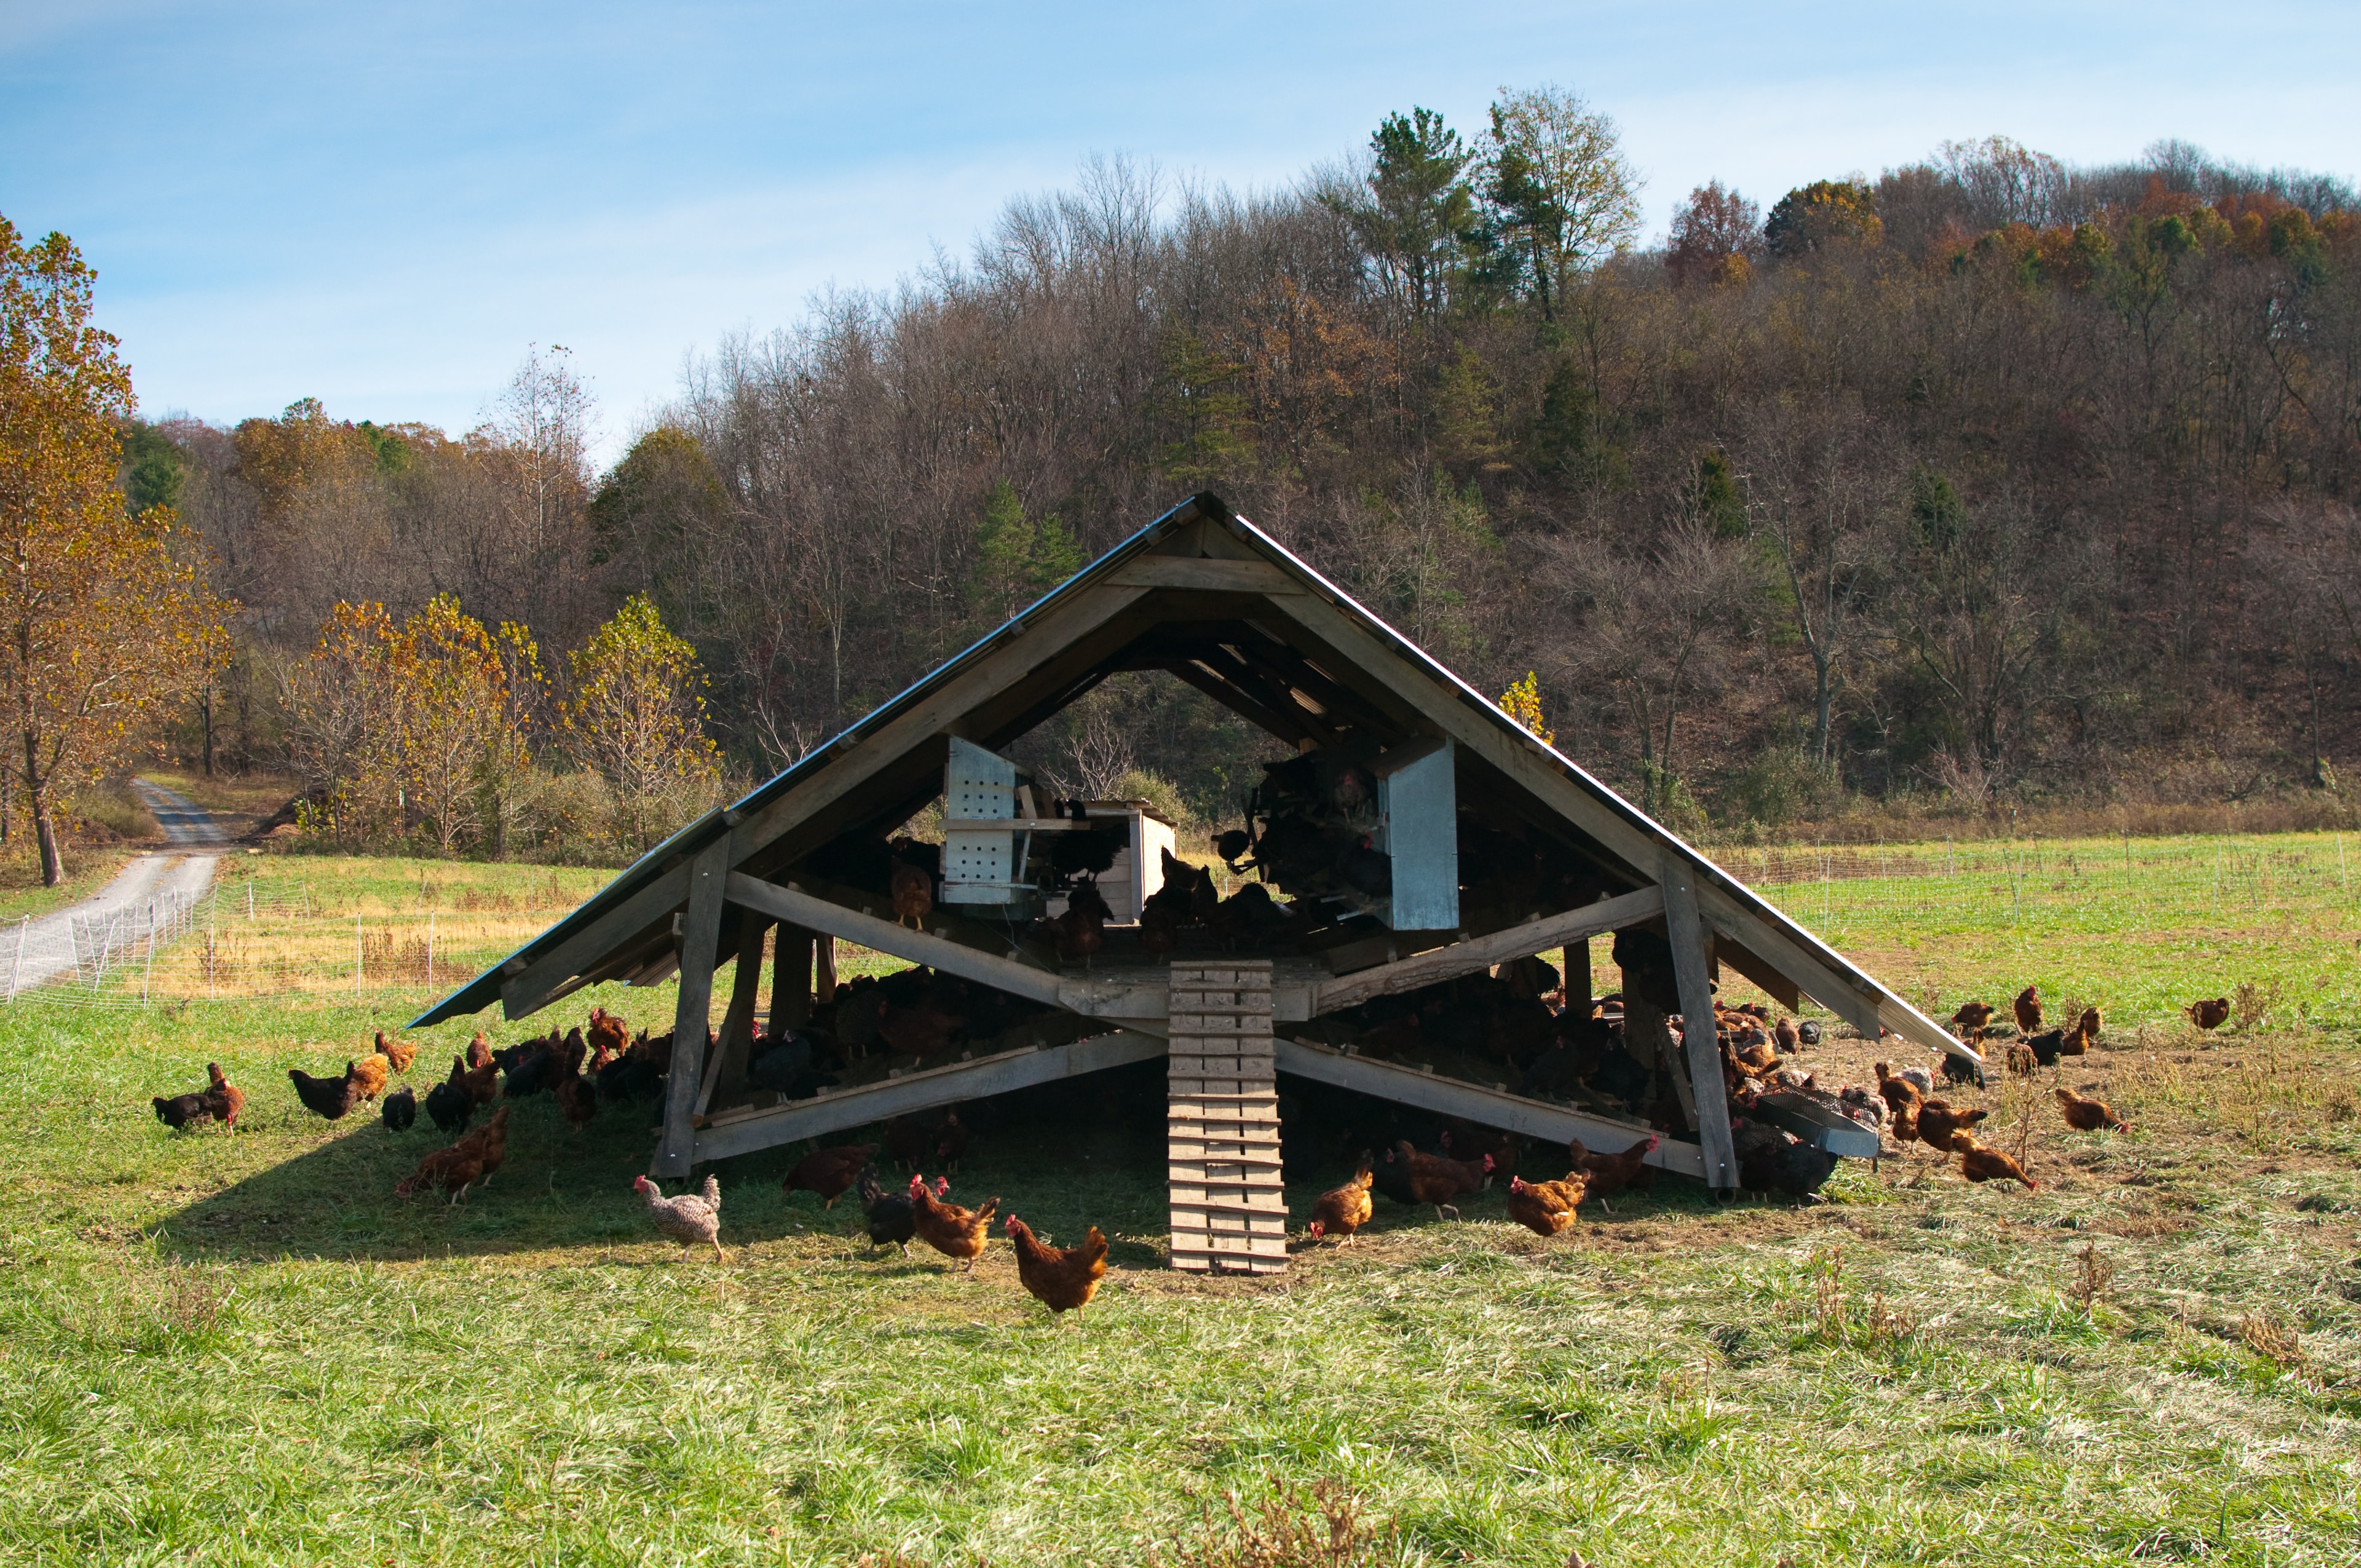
[146,949,2219,1309]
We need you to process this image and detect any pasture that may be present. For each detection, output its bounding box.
[0,836,2355,1565]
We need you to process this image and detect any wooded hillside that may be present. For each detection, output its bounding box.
[146,109,2361,847]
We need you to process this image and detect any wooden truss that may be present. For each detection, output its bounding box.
[417,493,1980,1257]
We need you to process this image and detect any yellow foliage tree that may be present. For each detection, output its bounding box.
[1498,670,1554,745]
[0,216,231,882]
[564,594,720,851]
[287,596,537,854]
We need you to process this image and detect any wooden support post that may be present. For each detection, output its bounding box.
[1661,855,1738,1192]
[654,838,730,1178]
[772,925,813,1035]
[813,933,837,1006]
[1626,995,1696,1127]
[1564,936,1592,1015]
[1168,961,1285,1274]
[698,916,771,1116]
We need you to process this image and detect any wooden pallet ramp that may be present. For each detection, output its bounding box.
[1168,960,1286,1273]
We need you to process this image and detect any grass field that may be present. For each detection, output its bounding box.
[1,836,2356,1565]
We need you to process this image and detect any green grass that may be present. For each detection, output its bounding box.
[1,837,2357,1564]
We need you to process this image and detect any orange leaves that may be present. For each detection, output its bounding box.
[0,215,233,879]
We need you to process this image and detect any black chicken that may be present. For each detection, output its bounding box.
[381,1086,417,1131]
[424,1077,473,1134]
[1048,826,1121,886]
[152,1092,210,1129]
[503,1046,556,1099]
[288,1067,355,1120]
[597,1054,663,1103]
[859,1164,939,1255]
[749,1031,825,1098]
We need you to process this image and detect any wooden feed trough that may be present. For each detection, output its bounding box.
[417,493,1976,1270]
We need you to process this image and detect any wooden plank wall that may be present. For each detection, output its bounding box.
[1167,961,1286,1274]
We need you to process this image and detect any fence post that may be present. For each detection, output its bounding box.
[247,881,255,921]
[7,913,24,1001]
[143,898,156,1005]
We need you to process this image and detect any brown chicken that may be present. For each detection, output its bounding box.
[908,1175,999,1269]
[1773,1016,1801,1053]
[1953,1134,2037,1189]
[2076,1006,2103,1044]
[1566,1134,1658,1211]
[2012,986,2043,1035]
[587,1005,630,1061]
[374,1030,416,1074]
[201,1061,244,1130]
[782,1142,880,1208]
[345,1055,389,1103]
[2185,997,2231,1031]
[876,999,963,1059]
[2055,1085,2130,1132]
[1048,878,1109,966]
[1004,1214,1109,1315]
[1875,1061,1924,1143]
[394,1143,486,1203]
[1950,1000,1995,1032]
[455,1053,499,1107]
[466,1031,494,1071]
[553,1058,598,1133]
[1305,1162,1375,1244]
[1393,1139,1490,1221]
[1916,1100,1990,1152]
[890,863,933,930]
[1506,1171,1589,1237]
[436,1103,509,1189]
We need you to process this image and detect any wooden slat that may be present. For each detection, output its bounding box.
[1310,886,1665,1015]
[690,1030,1166,1163]
[502,861,692,1020]
[1271,1037,1706,1180]
[1168,959,1286,1274]
[725,872,1104,1016]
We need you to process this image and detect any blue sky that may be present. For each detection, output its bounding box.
[5,1,2355,460]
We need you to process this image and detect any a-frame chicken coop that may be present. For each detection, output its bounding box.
[417,493,1974,1272]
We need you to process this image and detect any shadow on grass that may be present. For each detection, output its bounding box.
[152,1093,1200,1266]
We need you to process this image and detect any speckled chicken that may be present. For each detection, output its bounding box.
[633,1173,724,1262]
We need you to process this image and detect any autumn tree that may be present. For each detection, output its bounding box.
[1667,181,1763,287]
[1764,180,1883,258]
[397,596,528,855]
[564,593,721,851]
[285,600,406,845]
[0,216,231,882]
[1477,84,1643,320]
[285,596,537,854]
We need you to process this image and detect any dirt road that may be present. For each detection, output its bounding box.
[2,780,232,996]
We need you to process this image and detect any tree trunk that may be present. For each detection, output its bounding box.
[33,801,61,887]
[202,687,215,777]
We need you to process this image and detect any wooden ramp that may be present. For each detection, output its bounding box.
[1168,962,1286,1274]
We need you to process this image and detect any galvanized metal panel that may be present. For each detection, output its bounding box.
[942,737,1025,905]
[1375,736,1458,931]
